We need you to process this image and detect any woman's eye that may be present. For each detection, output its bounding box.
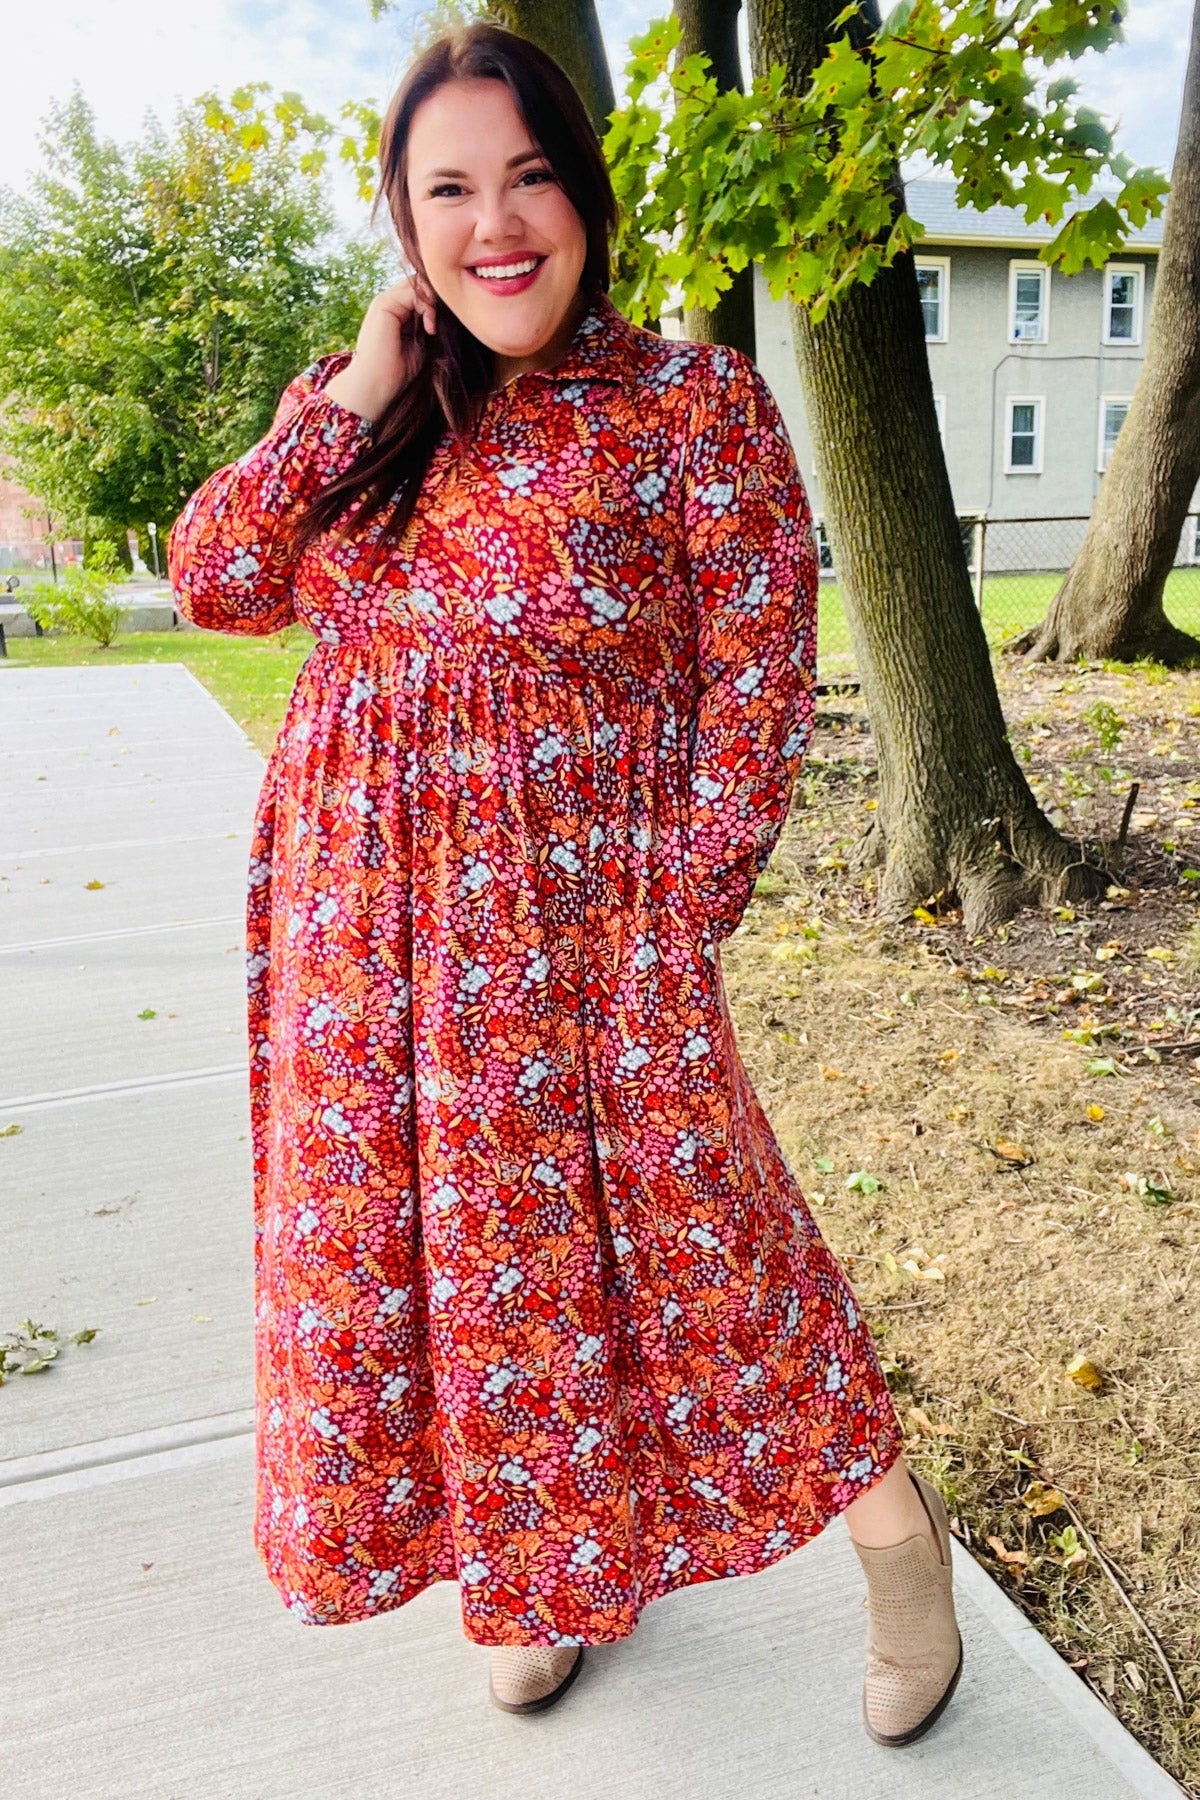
[428,170,553,199]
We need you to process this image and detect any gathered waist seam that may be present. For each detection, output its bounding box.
[303,634,694,702]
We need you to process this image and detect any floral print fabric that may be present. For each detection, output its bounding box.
[167,290,903,1645]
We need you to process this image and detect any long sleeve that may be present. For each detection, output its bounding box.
[167,352,372,635]
[680,345,819,943]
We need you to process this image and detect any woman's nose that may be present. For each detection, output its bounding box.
[471,189,525,243]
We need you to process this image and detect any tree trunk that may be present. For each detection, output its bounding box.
[675,0,757,357]
[746,0,1104,931]
[493,0,615,137]
[1010,0,1200,667]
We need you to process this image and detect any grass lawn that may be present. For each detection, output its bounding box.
[815,568,1200,665]
[9,625,1200,1789]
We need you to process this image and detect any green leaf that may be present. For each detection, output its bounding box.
[845,1169,885,1193]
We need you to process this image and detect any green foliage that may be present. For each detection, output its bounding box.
[0,86,388,542]
[603,5,1168,322]
[1082,699,1124,752]
[0,1319,99,1382]
[24,538,127,647]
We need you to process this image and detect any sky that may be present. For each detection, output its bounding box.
[2,0,1193,249]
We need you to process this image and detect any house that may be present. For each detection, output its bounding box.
[744,179,1198,572]
[0,462,82,572]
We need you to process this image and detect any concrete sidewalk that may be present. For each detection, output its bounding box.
[1,661,1185,1799]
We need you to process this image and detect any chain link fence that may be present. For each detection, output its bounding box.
[813,512,1200,677]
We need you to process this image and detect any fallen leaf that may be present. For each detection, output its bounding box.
[985,1535,1030,1569]
[907,1405,954,1437]
[1022,1480,1066,1518]
[1065,1354,1105,1392]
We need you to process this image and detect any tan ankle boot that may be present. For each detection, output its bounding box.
[850,1470,964,1745]
[488,1643,585,1714]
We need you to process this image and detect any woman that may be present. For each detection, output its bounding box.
[168,21,962,1742]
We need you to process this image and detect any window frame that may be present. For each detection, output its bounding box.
[1097,395,1133,473]
[1102,263,1144,347]
[914,256,951,342]
[933,393,946,444]
[1008,259,1051,345]
[1004,395,1044,475]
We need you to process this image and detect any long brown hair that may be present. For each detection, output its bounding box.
[281,21,618,563]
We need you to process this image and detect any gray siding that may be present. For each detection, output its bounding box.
[750,250,1199,532]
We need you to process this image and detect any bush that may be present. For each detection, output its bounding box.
[24,539,126,647]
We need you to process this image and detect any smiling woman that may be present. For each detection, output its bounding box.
[165,16,960,1743]
[401,79,590,389]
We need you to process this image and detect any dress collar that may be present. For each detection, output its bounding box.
[493,290,640,395]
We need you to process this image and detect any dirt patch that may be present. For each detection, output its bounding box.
[721,657,1200,1793]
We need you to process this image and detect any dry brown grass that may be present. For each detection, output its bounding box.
[720,658,1200,1793]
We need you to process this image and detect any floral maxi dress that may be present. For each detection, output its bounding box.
[167,291,904,1646]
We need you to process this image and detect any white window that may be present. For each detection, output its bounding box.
[1009,261,1050,343]
[933,394,946,444]
[1005,397,1043,473]
[915,258,950,341]
[1098,397,1131,471]
[1103,264,1144,345]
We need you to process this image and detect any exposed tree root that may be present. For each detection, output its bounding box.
[1003,617,1200,669]
[850,810,1107,937]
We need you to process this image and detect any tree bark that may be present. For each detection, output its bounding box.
[746,0,1104,931]
[1009,0,1200,667]
[492,0,615,137]
[675,0,757,357]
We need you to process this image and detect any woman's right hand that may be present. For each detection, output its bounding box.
[322,274,438,424]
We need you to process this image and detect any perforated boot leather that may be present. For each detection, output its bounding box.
[488,1643,585,1714]
[850,1470,964,1744]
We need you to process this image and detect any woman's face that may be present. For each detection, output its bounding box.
[405,77,588,368]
